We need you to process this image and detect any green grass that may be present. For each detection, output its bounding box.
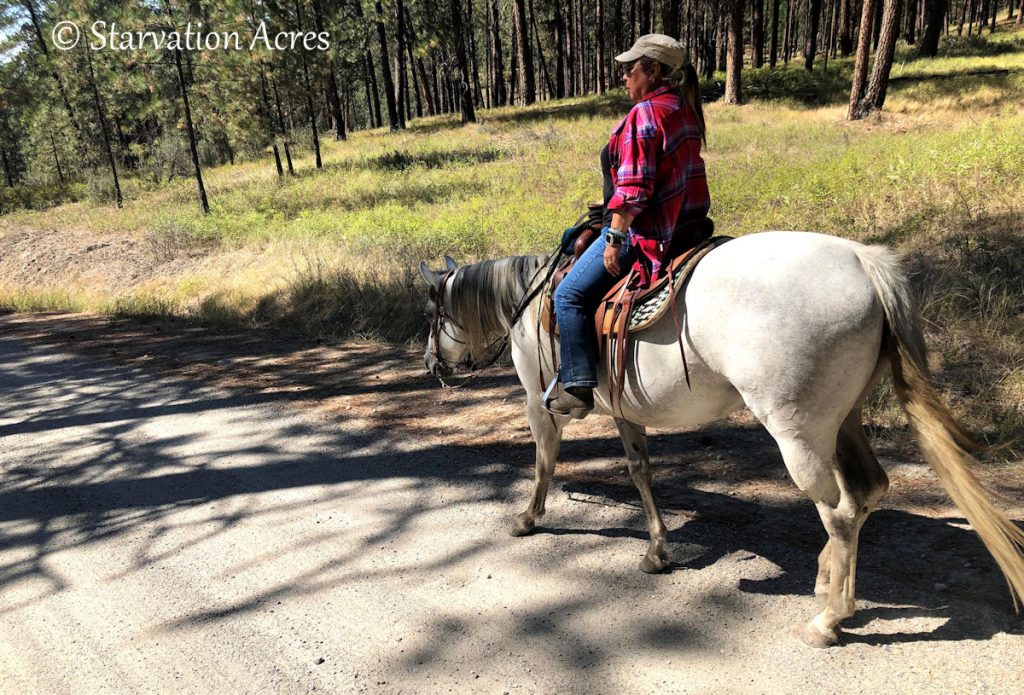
[2,25,1024,447]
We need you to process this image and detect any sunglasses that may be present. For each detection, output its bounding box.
[621,61,638,78]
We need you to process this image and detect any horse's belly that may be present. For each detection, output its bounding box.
[594,339,747,429]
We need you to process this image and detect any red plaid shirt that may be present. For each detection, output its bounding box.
[607,85,710,282]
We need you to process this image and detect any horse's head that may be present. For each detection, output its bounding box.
[419,255,471,379]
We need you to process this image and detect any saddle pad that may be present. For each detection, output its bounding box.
[598,235,731,338]
[540,236,731,338]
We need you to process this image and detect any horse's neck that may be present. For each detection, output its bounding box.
[475,254,546,324]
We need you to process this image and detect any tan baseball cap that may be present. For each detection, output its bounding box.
[615,34,686,70]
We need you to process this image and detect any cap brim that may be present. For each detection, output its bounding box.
[614,49,644,63]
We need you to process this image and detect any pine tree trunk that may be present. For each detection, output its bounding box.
[172,47,207,212]
[470,1,484,106]
[753,0,766,66]
[919,0,946,53]
[514,0,536,104]
[555,5,568,98]
[489,0,507,106]
[726,0,746,104]
[50,133,65,184]
[596,0,606,93]
[786,0,794,61]
[804,0,824,69]
[531,5,555,98]
[257,65,284,176]
[663,0,681,36]
[838,0,854,54]
[374,1,401,129]
[1,148,13,188]
[450,0,477,122]
[402,9,424,117]
[311,0,346,139]
[395,0,408,127]
[85,49,123,209]
[854,0,902,117]
[270,72,296,173]
[848,0,879,118]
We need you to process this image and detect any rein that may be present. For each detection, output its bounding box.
[429,243,567,389]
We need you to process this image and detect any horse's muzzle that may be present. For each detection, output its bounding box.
[424,351,452,379]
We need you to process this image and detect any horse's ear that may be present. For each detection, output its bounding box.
[444,255,458,271]
[418,261,439,287]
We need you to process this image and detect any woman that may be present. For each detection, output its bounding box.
[546,33,710,419]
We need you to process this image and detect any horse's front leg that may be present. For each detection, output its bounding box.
[510,398,565,536]
[615,418,670,573]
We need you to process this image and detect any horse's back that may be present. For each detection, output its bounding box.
[683,231,887,434]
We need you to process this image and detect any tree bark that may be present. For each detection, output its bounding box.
[663,0,681,36]
[50,132,65,184]
[853,0,902,117]
[269,72,296,173]
[172,47,208,212]
[489,0,507,106]
[311,0,346,139]
[85,49,123,209]
[513,0,536,104]
[1,148,13,188]
[375,0,401,129]
[848,0,877,118]
[725,0,746,104]
[752,0,766,66]
[450,0,476,122]
[395,0,409,127]
[257,64,284,176]
[596,0,606,94]
[530,4,555,99]
[838,0,854,54]
[804,0,824,69]
[919,0,946,54]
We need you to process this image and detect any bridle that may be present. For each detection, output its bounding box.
[427,245,566,389]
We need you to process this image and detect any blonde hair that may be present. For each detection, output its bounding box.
[636,58,706,146]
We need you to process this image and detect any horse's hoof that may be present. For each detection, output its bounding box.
[510,514,535,537]
[796,622,840,649]
[639,553,670,574]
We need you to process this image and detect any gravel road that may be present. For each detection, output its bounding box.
[1,320,1022,694]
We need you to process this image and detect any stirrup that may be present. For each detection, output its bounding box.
[540,377,593,419]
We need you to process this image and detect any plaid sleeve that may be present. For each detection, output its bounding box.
[607,105,660,219]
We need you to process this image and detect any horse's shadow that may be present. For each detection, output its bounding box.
[540,466,1024,646]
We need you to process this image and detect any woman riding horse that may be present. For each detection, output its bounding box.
[546,34,710,419]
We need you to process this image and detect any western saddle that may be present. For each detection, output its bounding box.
[540,207,731,414]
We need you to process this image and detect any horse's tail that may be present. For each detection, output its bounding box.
[855,244,1024,611]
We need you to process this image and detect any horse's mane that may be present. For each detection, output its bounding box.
[449,254,550,361]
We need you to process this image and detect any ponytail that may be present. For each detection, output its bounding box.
[680,64,707,146]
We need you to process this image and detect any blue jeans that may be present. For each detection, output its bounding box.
[553,234,633,389]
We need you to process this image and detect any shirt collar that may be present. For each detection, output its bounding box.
[636,84,677,104]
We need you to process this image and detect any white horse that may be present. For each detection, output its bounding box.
[418,231,1024,647]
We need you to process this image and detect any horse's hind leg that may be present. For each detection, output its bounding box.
[510,399,566,536]
[615,419,670,573]
[815,408,890,613]
[773,411,888,648]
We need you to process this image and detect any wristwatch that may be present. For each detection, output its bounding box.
[603,226,627,247]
